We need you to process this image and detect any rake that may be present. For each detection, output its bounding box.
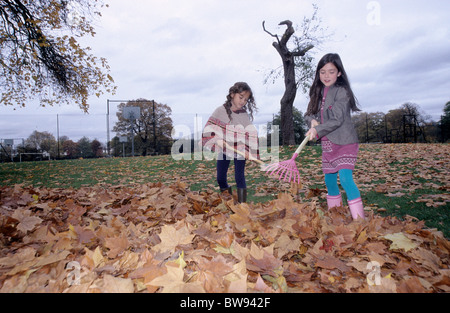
[264,136,310,184]
[223,142,265,165]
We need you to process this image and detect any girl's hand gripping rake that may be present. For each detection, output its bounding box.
[265,136,310,184]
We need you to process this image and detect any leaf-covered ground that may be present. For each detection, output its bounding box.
[0,143,449,293]
[1,144,449,210]
[0,179,449,293]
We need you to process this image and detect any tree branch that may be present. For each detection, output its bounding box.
[291,44,314,57]
[262,21,280,44]
[278,20,295,47]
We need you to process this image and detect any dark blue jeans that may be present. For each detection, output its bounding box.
[217,155,246,189]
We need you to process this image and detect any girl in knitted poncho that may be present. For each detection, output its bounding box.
[202,82,259,203]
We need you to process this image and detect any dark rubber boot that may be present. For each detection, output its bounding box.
[220,187,232,195]
[237,188,247,203]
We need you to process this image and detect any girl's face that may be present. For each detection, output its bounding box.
[230,91,250,111]
[320,62,341,87]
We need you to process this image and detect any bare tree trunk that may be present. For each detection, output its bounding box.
[263,20,313,146]
[280,47,297,145]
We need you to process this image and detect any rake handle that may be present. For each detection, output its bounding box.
[223,142,265,165]
[294,136,310,156]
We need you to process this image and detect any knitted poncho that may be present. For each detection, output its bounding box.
[202,105,259,160]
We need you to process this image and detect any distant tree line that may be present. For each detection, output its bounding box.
[11,131,104,161]
[1,99,176,162]
[353,102,449,143]
[267,101,450,145]
[2,100,448,162]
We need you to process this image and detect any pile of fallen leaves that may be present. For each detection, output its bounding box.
[0,182,449,293]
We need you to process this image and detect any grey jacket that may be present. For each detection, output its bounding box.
[304,85,359,145]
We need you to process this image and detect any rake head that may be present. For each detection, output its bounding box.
[264,153,301,184]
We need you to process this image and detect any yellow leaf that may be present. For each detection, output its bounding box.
[382,232,419,252]
[167,251,187,269]
[213,242,235,255]
[356,229,368,244]
[93,246,105,268]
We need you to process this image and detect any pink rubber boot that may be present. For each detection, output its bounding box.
[327,194,343,210]
[348,197,365,220]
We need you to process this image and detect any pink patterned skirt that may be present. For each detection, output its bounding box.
[321,139,359,174]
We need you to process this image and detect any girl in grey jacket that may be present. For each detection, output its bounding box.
[305,53,364,220]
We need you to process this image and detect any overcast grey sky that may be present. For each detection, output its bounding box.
[1,0,449,145]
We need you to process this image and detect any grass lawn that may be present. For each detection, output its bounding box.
[0,143,448,238]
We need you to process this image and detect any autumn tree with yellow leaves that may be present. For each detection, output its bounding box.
[0,0,116,111]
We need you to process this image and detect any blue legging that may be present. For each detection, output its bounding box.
[217,156,246,189]
[324,169,360,201]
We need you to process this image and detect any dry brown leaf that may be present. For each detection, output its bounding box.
[11,209,42,233]
[315,255,350,272]
[89,274,134,293]
[105,234,129,258]
[153,221,195,254]
[148,264,204,293]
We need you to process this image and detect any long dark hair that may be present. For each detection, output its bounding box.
[306,53,360,116]
[223,82,257,121]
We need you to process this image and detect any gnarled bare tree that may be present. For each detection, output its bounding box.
[263,5,329,145]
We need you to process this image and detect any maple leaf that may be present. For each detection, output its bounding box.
[11,209,42,233]
[346,257,370,273]
[409,247,441,273]
[252,274,277,293]
[229,203,252,233]
[81,246,105,269]
[148,264,204,293]
[274,232,301,258]
[263,274,288,293]
[382,232,419,252]
[319,239,334,253]
[213,242,236,255]
[70,225,96,245]
[315,255,350,272]
[172,202,190,220]
[247,249,283,277]
[212,231,235,254]
[397,276,429,293]
[224,259,248,293]
[6,250,70,276]
[105,234,129,258]
[196,255,234,276]
[0,247,36,268]
[153,221,195,254]
[0,269,35,293]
